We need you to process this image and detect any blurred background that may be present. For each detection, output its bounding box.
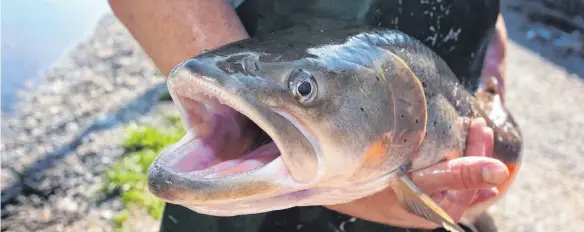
[2,1,111,113]
[1,0,583,231]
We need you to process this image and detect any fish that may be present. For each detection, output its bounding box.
[146,19,523,231]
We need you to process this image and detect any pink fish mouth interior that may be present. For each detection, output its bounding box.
[168,88,281,179]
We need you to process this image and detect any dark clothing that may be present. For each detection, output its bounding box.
[160,203,475,232]
[235,0,499,91]
[160,0,500,231]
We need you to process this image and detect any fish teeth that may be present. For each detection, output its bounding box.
[217,96,226,105]
[217,92,230,106]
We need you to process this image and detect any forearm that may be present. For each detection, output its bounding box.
[108,0,249,76]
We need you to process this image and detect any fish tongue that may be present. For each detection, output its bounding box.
[171,135,216,173]
[171,108,259,173]
[182,136,277,178]
[203,142,280,178]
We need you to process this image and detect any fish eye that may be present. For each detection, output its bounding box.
[297,81,312,96]
[289,68,317,103]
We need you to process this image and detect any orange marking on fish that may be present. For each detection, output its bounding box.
[496,163,518,192]
[361,133,392,169]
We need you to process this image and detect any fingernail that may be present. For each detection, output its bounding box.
[482,165,508,185]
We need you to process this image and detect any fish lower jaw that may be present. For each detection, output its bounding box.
[163,171,395,217]
[186,189,389,217]
[176,189,380,217]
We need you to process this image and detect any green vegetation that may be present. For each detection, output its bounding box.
[158,90,173,101]
[103,114,184,229]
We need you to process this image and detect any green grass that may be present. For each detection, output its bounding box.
[103,114,184,229]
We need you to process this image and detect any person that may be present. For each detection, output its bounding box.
[107,0,510,231]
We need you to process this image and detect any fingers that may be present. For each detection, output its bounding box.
[326,117,504,229]
[412,116,502,193]
[433,187,500,222]
[436,190,478,221]
[469,188,499,207]
[413,156,509,194]
[465,117,494,158]
[409,117,504,223]
[409,156,507,223]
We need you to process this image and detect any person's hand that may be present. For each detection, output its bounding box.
[482,14,507,101]
[325,117,509,229]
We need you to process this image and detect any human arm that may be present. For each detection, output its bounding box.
[108,0,249,76]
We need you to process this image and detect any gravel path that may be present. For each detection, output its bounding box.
[1,1,583,231]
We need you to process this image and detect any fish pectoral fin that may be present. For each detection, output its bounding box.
[391,167,465,232]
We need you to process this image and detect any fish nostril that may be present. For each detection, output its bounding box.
[216,55,260,76]
[183,58,216,77]
[183,59,202,74]
[242,57,260,75]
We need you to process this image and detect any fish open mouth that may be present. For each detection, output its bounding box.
[147,58,321,207]
[165,78,281,179]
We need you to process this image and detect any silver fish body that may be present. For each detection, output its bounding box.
[147,19,522,228]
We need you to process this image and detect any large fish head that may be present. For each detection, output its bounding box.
[147,27,399,216]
